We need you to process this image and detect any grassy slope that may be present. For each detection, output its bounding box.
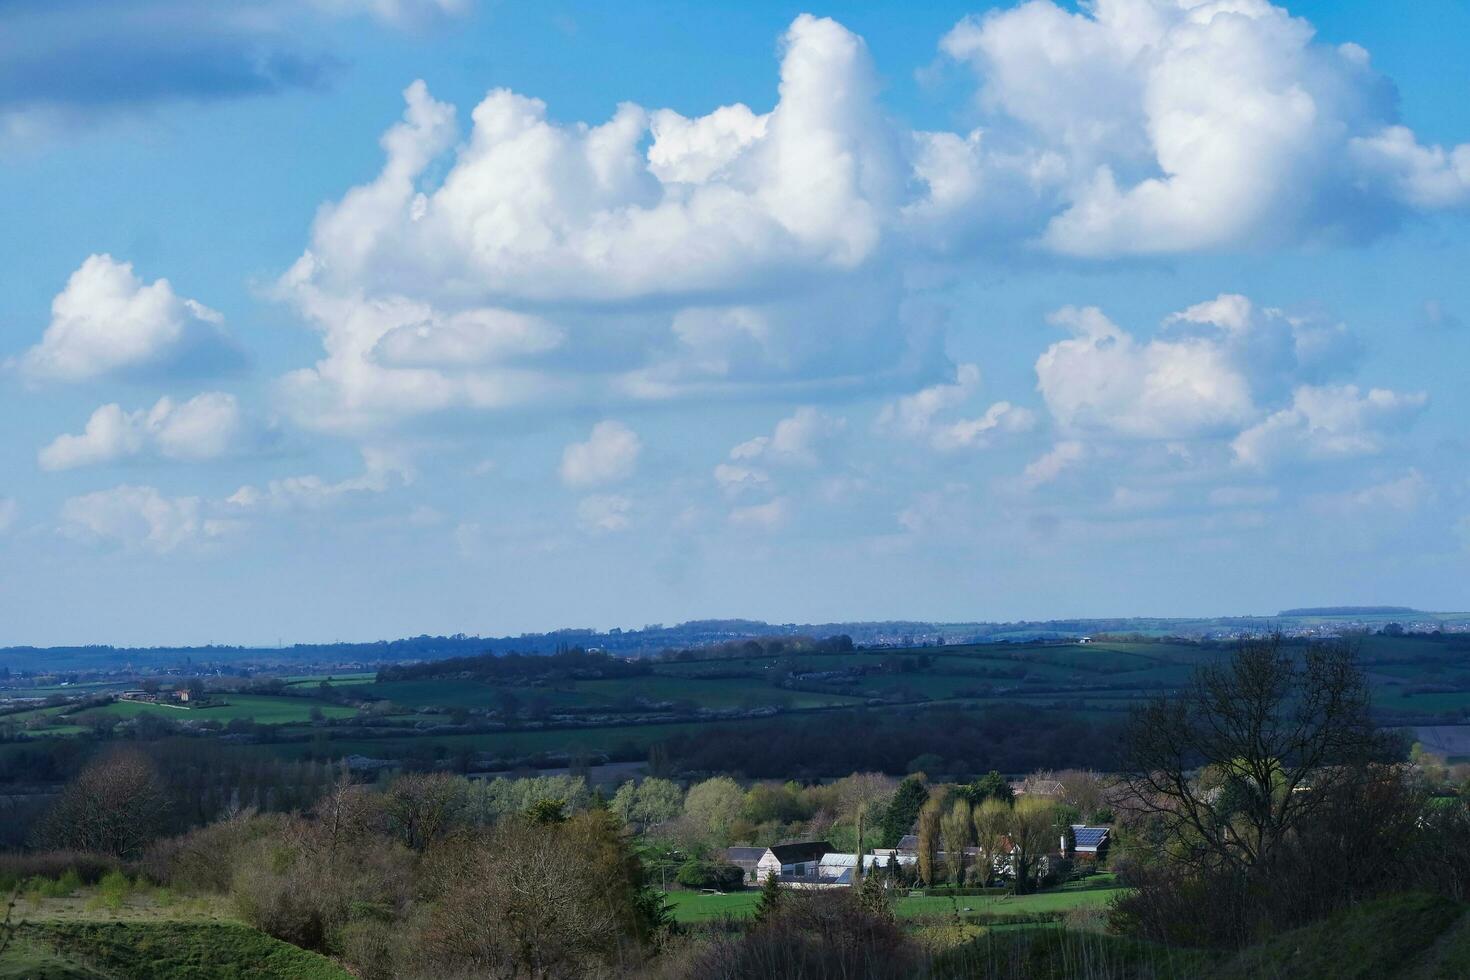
[0,936,109,980]
[1212,893,1470,980]
[16,922,351,980]
[929,893,1470,980]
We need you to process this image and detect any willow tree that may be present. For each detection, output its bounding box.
[915,798,943,887]
[940,800,972,885]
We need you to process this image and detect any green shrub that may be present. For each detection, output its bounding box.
[96,869,132,909]
[676,859,746,892]
[25,868,82,899]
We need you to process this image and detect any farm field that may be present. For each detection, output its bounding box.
[283,672,377,687]
[13,634,1470,773]
[260,716,783,761]
[90,694,358,724]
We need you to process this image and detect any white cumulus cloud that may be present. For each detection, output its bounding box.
[876,363,1035,450]
[1231,385,1428,469]
[730,407,845,466]
[59,485,232,552]
[1023,441,1087,488]
[39,393,247,470]
[560,421,642,488]
[18,255,239,382]
[939,0,1470,256]
[228,448,411,511]
[1035,295,1362,442]
[576,494,632,533]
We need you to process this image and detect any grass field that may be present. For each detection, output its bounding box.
[662,875,1127,923]
[92,694,357,725]
[282,672,377,686]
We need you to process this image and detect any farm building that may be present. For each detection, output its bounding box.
[726,846,767,883]
[817,852,915,884]
[725,841,833,882]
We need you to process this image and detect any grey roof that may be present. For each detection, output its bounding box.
[769,840,833,864]
[726,847,767,864]
[896,834,919,851]
[820,853,912,869]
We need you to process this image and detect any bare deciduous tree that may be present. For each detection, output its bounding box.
[382,772,465,851]
[1118,635,1390,876]
[37,749,169,858]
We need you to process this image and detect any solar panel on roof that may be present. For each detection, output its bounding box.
[1073,828,1108,847]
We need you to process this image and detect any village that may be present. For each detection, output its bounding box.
[725,819,1110,889]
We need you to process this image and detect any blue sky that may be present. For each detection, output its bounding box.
[3,0,1470,646]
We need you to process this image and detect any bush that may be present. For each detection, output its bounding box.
[0,850,116,891]
[95,869,132,909]
[230,823,414,954]
[25,868,82,899]
[411,811,666,978]
[686,889,920,980]
[675,860,745,892]
[142,810,287,893]
[336,918,401,980]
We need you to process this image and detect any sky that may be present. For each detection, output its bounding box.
[3,0,1470,646]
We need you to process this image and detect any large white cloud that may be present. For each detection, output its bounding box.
[18,255,239,382]
[39,393,247,471]
[1232,385,1428,468]
[560,421,642,488]
[1035,294,1361,441]
[0,498,17,534]
[273,16,931,432]
[269,5,1470,437]
[940,0,1470,256]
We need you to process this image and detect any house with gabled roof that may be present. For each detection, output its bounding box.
[1062,824,1110,861]
[725,840,834,883]
[726,846,767,883]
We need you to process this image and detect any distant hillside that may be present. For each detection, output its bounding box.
[1279,606,1420,617]
[5,607,1468,674]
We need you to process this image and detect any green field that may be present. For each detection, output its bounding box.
[92,694,357,725]
[663,875,1127,923]
[282,672,377,687]
[16,634,1470,769]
